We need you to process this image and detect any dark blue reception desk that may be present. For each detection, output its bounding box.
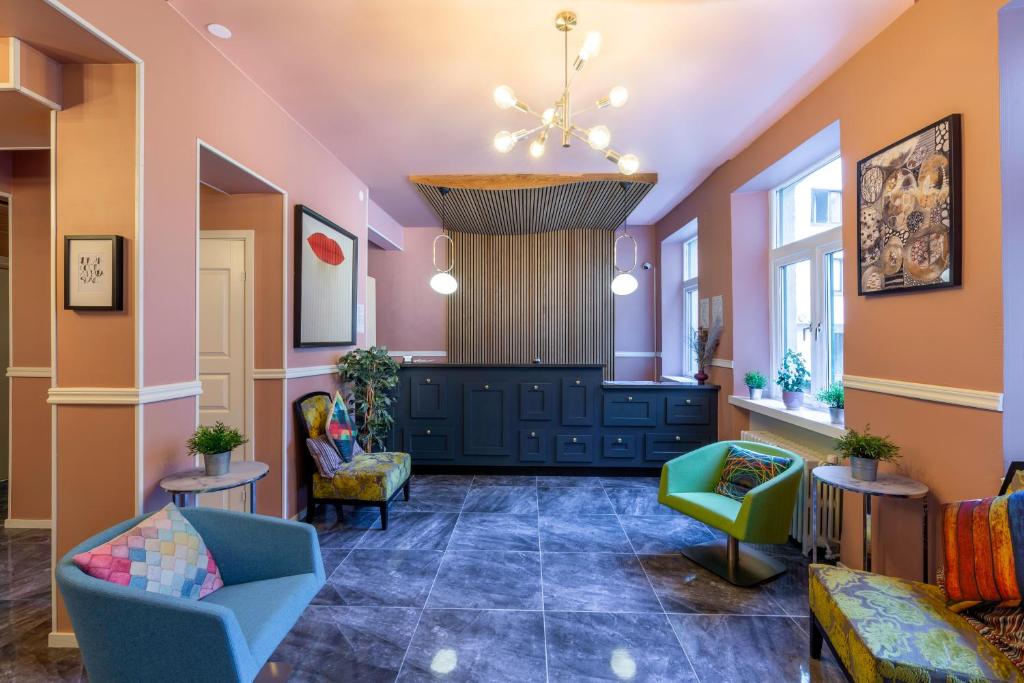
[394,363,720,471]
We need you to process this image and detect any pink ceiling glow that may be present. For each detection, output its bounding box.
[169,0,911,227]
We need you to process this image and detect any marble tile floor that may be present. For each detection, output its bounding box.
[0,475,846,682]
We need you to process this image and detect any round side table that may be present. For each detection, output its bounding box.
[811,465,929,580]
[160,461,269,514]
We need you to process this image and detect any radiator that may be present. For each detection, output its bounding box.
[740,430,842,558]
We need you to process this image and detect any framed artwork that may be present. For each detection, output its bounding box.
[64,235,124,311]
[294,204,358,347]
[857,114,962,295]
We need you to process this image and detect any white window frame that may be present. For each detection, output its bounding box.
[769,154,843,400]
[682,234,699,375]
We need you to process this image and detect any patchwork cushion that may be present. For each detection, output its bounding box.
[714,445,792,501]
[325,391,356,461]
[312,451,412,502]
[942,491,1024,611]
[306,435,344,478]
[72,503,223,600]
[809,564,1021,682]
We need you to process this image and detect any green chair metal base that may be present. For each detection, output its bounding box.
[681,536,786,587]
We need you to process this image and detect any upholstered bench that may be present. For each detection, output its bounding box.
[295,391,411,529]
[809,564,1021,682]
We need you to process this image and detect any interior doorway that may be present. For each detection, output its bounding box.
[0,195,9,487]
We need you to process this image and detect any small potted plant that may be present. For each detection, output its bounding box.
[817,382,845,424]
[743,370,767,400]
[834,424,900,482]
[776,350,810,410]
[187,422,248,476]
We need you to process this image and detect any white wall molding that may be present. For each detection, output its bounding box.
[614,351,661,358]
[47,381,202,406]
[4,518,52,529]
[710,358,734,368]
[285,365,337,379]
[253,368,286,380]
[6,366,53,378]
[47,632,78,649]
[844,375,1004,412]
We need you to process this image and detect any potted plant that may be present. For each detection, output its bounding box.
[337,346,400,453]
[187,422,248,476]
[743,370,767,400]
[776,350,810,410]
[834,424,900,482]
[689,326,722,385]
[817,382,845,424]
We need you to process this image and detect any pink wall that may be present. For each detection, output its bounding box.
[614,225,658,380]
[368,199,403,251]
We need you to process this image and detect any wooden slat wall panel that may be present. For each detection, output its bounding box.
[446,229,615,378]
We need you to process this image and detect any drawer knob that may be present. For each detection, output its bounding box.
[616,437,623,444]
[484,384,490,390]
[572,437,578,443]
[425,378,431,384]
[533,385,539,390]
[686,399,692,404]
[530,431,536,438]
[426,429,432,435]
[675,435,681,442]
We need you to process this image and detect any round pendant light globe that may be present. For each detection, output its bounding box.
[610,272,638,296]
[430,272,459,295]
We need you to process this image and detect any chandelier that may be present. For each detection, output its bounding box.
[492,10,639,175]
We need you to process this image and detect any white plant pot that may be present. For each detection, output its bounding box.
[829,407,845,425]
[748,387,764,400]
[782,391,804,410]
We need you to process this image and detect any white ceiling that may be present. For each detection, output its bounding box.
[169,0,912,227]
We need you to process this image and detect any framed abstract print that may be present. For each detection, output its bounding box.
[294,204,358,347]
[64,235,124,311]
[857,114,962,295]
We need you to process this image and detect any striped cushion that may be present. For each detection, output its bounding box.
[942,491,1024,611]
[962,603,1024,674]
[714,445,792,501]
[306,435,343,478]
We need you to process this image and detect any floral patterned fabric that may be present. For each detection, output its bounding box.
[312,451,411,502]
[809,564,1022,682]
[299,394,331,439]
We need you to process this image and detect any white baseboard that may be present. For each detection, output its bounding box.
[4,518,52,529]
[48,632,78,649]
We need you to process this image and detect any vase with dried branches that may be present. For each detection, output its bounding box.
[689,326,721,385]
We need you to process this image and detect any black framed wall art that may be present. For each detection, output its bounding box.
[857,114,962,295]
[64,235,124,311]
[294,204,358,347]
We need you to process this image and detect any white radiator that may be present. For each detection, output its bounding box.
[740,430,842,558]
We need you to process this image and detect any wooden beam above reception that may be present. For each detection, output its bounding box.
[410,173,657,234]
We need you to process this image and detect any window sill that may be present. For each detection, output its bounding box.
[728,395,846,439]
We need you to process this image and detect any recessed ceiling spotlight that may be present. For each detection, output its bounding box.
[206,23,232,39]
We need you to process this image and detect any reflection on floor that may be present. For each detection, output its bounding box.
[0,475,845,682]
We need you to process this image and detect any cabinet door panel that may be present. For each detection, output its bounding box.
[603,393,657,427]
[602,434,639,460]
[403,426,454,461]
[463,383,511,456]
[555,434,595,463]
[410,376,448,419]
[519,382,555,421]
[561,377,594,426]
[643,432,709,463]
[519,429,548,463]
[665,394,711,425]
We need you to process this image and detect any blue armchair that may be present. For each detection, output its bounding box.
[56,507,324,683]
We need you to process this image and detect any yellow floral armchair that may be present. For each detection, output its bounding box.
[295,391,411,530]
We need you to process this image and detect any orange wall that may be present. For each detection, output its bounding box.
[655,0,1006,578]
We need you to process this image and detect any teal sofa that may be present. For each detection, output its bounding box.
[659,440,804,586]
[56,507,324,683]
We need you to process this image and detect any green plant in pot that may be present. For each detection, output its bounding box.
[187,422,248,476]
[743,370,767,400]
[817,382,845,425]
[834,424,900,482]
[776,350,810,410]
[337,346,400,453]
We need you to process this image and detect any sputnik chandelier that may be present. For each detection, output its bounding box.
[492,10,639,175]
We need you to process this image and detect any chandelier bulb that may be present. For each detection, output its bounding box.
[493,85,517,110]
[617,153,640,176]
[587,125,611,150]
[611,273,639,296]
[579,31,602,61]
[529,139,545,158]
[609,86,629,108]
[541,107,556,126]
[494,130,517,154]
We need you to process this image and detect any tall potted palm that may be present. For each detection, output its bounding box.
[337,346,400,453]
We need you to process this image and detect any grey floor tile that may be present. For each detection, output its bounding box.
[314,506,380,548]
[314,550,443,607]
[427,551,542,609]
[600,476,661,488]
[448,513,538,551]
[273,605,420,683]
[640,554,788,615]
[668,613,847,682]
[538,486,616,515]
[537,476,603,488]
[617,514,714,554]
[604,486,674,516]
[461,485,538,514]
[0,598,85,682]
[545,611,698,682]
[321,548,352,578]
[542,552,662,613]
[356,511,458,551]
[411,474,473,487]
[397,609,547,682]
[762,553,812,616]
[471,474,537,486]
[392,483,470,512]
[539,514,632,553]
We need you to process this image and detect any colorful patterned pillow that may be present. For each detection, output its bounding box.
[306,434,344,478]
[339,383,366,456]
[72,503,223,600]
[714,445,793,501]
[942,491,1024,612]
[325,391,356,461]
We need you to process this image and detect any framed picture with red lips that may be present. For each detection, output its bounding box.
[294,205,358,347]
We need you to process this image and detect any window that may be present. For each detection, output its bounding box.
[771,156,844,397]
[682,236,699,374]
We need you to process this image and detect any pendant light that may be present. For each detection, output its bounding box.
[611,182,638,296]
[430,187,458,295]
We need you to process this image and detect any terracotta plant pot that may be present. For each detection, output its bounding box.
[748,387,764,400]
[782,391,804,410]
[850,456,878,482]
[203,451,231,477]
[829,407,845,425]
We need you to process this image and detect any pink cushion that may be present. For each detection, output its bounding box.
[72,503,224,600]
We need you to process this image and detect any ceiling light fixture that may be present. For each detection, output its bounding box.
[429,187,458,295]
[611,182,639,296]
[492,10,639,175]
[206,23,232,39]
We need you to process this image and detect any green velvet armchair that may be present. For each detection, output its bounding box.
[658,440,804,586]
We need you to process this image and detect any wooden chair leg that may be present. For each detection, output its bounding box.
[403,480,411,501]
[810,614,824,660]
[380,503,388,530]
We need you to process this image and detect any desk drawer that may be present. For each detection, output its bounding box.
[603,393,657,427]
[555,434,595,463]
[665,393,711,425]
[644,432,708,463]
[602,434,639,460]
[403,426,454,461]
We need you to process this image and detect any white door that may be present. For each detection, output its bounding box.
[198,237,248,511]
[366,276,377,348]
